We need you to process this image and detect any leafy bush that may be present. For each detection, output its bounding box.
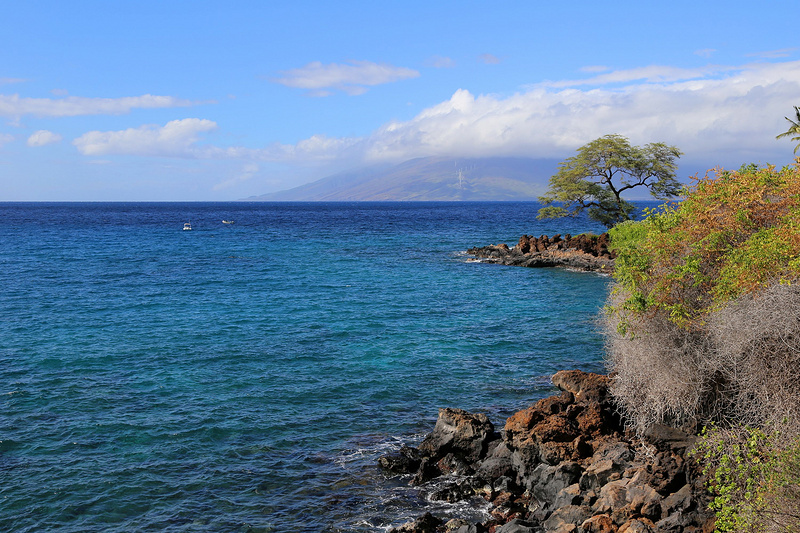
[693,425,800,533]
[609,162,800,329]
[603,162,800,434]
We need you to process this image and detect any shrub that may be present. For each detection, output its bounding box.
[707,282,800,432]
[603,162,800,435]
[693,425,800,533]
[608,162,800,328]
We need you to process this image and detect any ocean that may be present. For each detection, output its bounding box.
[0,202,612,532]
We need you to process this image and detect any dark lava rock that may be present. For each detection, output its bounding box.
[378,445,422,475]
[418,407,497,464]
[388,512,443,533]
[381,370,714,533]
[468,233,615,272]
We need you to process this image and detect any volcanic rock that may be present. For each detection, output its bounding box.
[381,370,714,532]
[468,233,615,272]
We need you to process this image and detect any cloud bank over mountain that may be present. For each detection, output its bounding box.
[64,60,800,171]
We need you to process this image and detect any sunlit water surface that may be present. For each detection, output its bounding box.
[1,202,612,532]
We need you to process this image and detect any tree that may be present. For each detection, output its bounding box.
[537,134,683,228]
[776,106,800,153]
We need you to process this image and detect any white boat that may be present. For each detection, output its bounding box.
[222,220,234,225]
[183,222,192,231]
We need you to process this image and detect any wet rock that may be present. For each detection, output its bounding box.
[411,457,440,485]
[389,512,443,533]
[452,523,488,533]
[429,478,477,503]
[437,452,473,477]
[378,445,422,475]
[418,408,496,463]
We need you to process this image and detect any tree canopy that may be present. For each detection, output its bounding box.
[776,106,800,153]
[537,134,683,227]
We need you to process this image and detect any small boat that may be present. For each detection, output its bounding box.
[183,222,192,231]
[222,220,234,225]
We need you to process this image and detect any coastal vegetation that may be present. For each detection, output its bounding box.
[693,425,800,532]
[537,134,683,228]
[603,161,800,532]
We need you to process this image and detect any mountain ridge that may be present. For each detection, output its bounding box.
[244,156,560,201]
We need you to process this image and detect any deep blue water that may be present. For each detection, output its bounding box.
[0,202,612,532]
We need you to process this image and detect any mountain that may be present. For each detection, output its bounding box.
[244,156,560,201]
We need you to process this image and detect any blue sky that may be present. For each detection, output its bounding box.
[2,0,800,200]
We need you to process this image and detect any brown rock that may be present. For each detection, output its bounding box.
[468,233,615,271]
[544,505,592,532]
[626,484,662,521]
[581,514,617,533]
[618,518,655,533]
[532,415,579,443]
[517,235,532,254]
[552,370,611,405]
[538,439,582,465]
[593,478,630,515]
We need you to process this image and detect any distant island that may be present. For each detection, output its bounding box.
[243,156,561,201]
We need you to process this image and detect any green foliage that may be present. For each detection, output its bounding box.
[608,162,800,329]
[606,162,800,530]
[693,425,800,532]
[537,134,683,228]
[776,106,800,154]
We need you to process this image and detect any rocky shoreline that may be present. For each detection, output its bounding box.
[379,371,713,533]
[467,234,615,273]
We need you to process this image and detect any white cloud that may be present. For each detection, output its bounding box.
[694,49,716,59]
[0,133,14,147]
[259,59,798,167]
[0,94,200,118]
[426,55,456,68]
[69,60,800,174]
[0,78,26,85]
[747,48,797,59]
[580,65,610,73]
[478,53,501,65]
[73,118,218,157]
[357,60,800,166]
[207,134,364,163]
[543,64,739,88]
[273,60,419,95]
[27,130,62,147]
[213,162,259,190]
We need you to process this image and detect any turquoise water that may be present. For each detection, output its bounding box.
[1,202,612,532]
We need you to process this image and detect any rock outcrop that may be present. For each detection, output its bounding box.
[381,371,713,533]
[468,234,615,273]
